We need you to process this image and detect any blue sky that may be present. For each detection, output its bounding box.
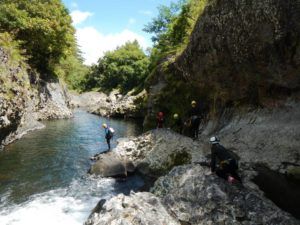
[62,0,174,65]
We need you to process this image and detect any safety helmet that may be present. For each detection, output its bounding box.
[191,100,197,106]
[173,113,179,119]
[102,123,108,128]
[209,136,220,144]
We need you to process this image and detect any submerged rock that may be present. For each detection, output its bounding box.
[85,192,180,225]
[152,164,299,225]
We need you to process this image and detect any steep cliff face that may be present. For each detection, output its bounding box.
[145,0,300,127]
[0,46,72,149]
[176,0,300,103]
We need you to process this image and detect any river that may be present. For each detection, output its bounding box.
[0,109,144,225]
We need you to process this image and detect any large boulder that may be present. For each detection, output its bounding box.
[89,151,127,177]
[114,129,206,177]
[85,192,180,225]
[152,164,299,225]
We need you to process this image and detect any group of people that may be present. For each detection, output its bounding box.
[156,100,242,184]
[99,100,242,184]
[156,100,204,140]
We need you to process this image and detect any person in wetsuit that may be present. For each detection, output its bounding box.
[171,113,183,134]
[210,136,242,183]
[102,123,113,150]
[156,111,164,128]
[187,100,203,140]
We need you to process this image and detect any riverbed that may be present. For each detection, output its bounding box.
[0,109,143,225]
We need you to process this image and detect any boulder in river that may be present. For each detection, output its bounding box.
[114,129,206,177]
[89,151,135,178]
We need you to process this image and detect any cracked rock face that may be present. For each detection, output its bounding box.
[0,46,72,148]
[85,192,180,225]
[152,164,299,225]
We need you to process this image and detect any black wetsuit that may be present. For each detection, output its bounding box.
[171,117,183,134]
[104,128,113,150]
[188,106,202,139]
[211,143,241,182]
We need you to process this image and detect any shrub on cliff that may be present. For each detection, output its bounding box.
[0,0,79,81]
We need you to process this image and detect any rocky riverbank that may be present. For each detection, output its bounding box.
[86,101,300,224]
[0,46,72,149]
[70,89,146,119]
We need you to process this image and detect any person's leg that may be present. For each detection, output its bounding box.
[106,138,111,150]
[194,119,201,138]
[216,168,228,180]
[229,160,242,182]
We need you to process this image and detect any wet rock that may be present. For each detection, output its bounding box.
[85,192,180,225]
[152,164,299,225]
[89,151,127,178]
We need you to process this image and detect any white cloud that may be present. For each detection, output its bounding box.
[76,27,150,65]
[138,10,153,16]
[70,10,93,26]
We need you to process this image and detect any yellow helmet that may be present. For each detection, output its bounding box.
[173,113,179,119]
[191,100,197,106]
[102,123,108,128]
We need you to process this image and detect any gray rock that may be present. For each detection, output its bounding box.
[114,129,205,177]
[85,192,180,225]
[69,89,146,118]
[89,151,127,177]
[152,164,299,225]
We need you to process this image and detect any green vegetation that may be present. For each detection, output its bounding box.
[0,0,86,84]
[0,32,30,100]
[83,41,150,93]
[144,0,207,70]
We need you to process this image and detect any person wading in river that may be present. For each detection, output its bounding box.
[102,123,114,151]
[210,136,242,183]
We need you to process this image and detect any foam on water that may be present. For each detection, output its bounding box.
[0,176,116,225]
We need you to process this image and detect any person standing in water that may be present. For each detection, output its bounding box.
[102,123,114,150]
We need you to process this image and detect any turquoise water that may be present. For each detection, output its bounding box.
[0,109,143,224]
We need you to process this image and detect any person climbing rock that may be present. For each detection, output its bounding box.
[102,123,114,151]
[171,113,183,134]
[187,100,203,140]
[156,111,164,128]
[209,136,242,183]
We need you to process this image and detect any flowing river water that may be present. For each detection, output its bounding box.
[0,109,144,225]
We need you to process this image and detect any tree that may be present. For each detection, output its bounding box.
[144,0,208,70]
[0,0,76,79]
[85,41,149,93]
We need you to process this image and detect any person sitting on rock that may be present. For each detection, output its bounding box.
[171,113,183,134]
[102,123,114,151]
[209,136,242,183]
[156,111,164,128]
